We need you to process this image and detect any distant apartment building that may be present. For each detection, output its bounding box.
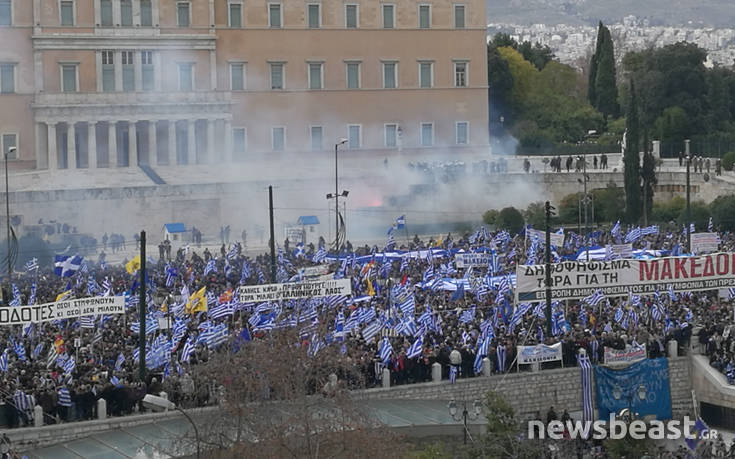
[0,0,488,171]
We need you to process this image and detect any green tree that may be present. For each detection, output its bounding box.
[524,202,547,229]
[654,106,689,151]
[710,195,735,231]
[518,41,555,71]
[678,201,710,231]
[641,149,658,225]
[487,42,515,131]
[624,79,642,223]
[592,182,625,223]
[651,196,686,223]
[495,207,525,234]
[469,391,543,458]
[482,209,500,226]
[593,24,619,118]
[588,21,604,107]
[558,192,582,225]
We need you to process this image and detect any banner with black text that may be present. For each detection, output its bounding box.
[0,296,125,326]
[237,279,352,303]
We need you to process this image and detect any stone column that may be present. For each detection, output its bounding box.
[88,121,97,169]
[34,122,47,169]
[206,119,215,163]
[108,121,118,167]
[167,120,176,165]
[47,122,57,170]
[187,119,196,165]
[67,123,76,169]
[128,120,138,166]
[148,121,157,165]
[224,119,232,162]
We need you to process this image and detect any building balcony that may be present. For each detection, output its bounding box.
[32,91,232,122]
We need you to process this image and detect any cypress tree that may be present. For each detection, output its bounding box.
[594,25,619,118]
[624,80,642,223]
[587,21,603,107]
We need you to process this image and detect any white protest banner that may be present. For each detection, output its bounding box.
[609,244,633,259]
[517,342,562,364]
[690,232,720,255]
[526,228,565,248]
[0,296,125,326]
[516,252,735,302]
[237,278,352,303]
[298,265,331,279]
[604,345,646,366]
[454,253,492,268]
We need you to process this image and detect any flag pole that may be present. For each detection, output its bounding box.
[268,186,277,283]
[139,230,146,382]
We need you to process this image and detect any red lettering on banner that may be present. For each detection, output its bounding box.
[675,258,688,279]
[640,260,659,281]
[702,255,714,277]
[717,253,729,275]
[690,257,702,278]
[661,258,672,280]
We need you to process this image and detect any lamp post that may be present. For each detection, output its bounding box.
[332,139,347,252]
[448,399,482,445]
[612,383,647,423]
[686,154,691,252]
[5,146,15,282]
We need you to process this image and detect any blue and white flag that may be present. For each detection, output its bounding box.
[578,353,593,426]
[63,356,76,375]
[203,259,216,276]
[378,337,393,364]
[708,217,714,232]
[54,255,84,277]
[610,221,620,238]
[449,365,458,383]
[8,284,20,307]
[583,290,605,307]
[406,337,423,359]
[115,353,125,371]
[459,306,475,324]
[624,227,642,243]
[32,342,44,360]
[25,258,38,273]
[0,350,7,372]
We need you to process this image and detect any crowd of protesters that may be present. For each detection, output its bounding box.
[0,219,733,435]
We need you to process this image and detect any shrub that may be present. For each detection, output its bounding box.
[722,151,735,171]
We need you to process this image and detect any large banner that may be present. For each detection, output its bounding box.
[454,253,493,268]
[516,252,735,301]
[526,229,565,248]
[517,342,562,364]
[0,296,125,326]
[237,279,352,303]
[690,232,720,254]
[594,358,671,420]
[609,244,633,259]
[604,345,647,366]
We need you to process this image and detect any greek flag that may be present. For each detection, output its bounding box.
[578,307,588,327]
[398,294,415,316]
[640,225,659,236]
[578,353,593,426]
[651,303,664,322]
[394,215,406,230]
[204,324,229,349]
[226,244,238,260]
[209,302,234,319]
[63,356,76,374]
[459,306,476,324]
[396,317,417,336]
[8,284,20,307]
[46,347,58,368]
[165,264,177,287]
[406,337,423,359]
[385,233,396,251]
[32,342,44,360]
[496,344,506,373]
[583,290,605,306]
[614,307,624,323]
[334,310,345,341]
[0,350,7,372]
[488,253,500,275]
[28,283,36,305]
[54,254,84,277]
[313,246,327,263]
[25,258,38,273]
[610,221,620,238]
[115,353,125,371]
[378,337,393,364]
[400,256,409,272]
[80,315,95,329]
[708,217,714,232]
[624,227,642,243]
[102,277,111,295]
[203,259,216,276]
[58,388,72,407]
[690,223,696,233]
[449,365,458,383]
[361,320,382,342]
[180,337,195,363]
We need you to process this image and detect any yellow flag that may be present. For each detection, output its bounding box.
[435,236,443,247]
[185,287,207,314]
[125,255,141,274]
[366,278,375,297]
[55,291,71,302]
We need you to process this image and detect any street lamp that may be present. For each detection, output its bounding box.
[686,154,691,252]
[612,383,647,423]
[333,139,347,253]
[4,146,15,281]
[577,169,591,262]
[448,399,482,444]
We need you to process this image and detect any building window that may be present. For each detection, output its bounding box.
[141,51,154,91]
[101,51,114,92]
[120,0,132,26]
[310,126,322,151]
[230,63,245,90]
[269,62,284,90]
[61,64,78,92]
[177,2,190,27]
[382,4,394,29]
[0,63,14,93]
[418,4,430,28]
[419,61,433,88]
[307,4,320,28]
[454,61,467,87]
[60,0,74,26]
[229,2,242,28]
[308,62,322,90]
[345,4,358,28]
[454,4,465,28]
[140,0,153,26]
[0,0,10,26]
[384,124,397,148]
[348,125,361,149]
[346,62,360,89]
[121,51,134,91]
[456,121,469,145]
[268,3,281,28]
[232,127,246,158]
[178,63,193,91]
[272,127,285,151]
[420,122,433,146]
[100,0,113,26]
[2,134,17,159]
[382,62,397,89]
